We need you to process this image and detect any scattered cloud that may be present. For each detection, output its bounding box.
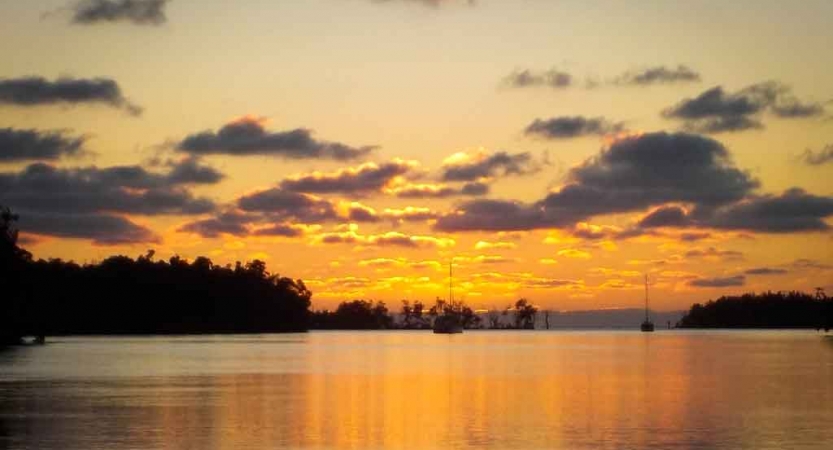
[524,116,624,140]
[502,69,572,89]
[614,65,701,86]
[0,76,142,115]
[436,132,758,232]
[316,225,455,249]
[0,127,86,162]
[0,162,217,216]
[164,157,225,185]
[20,212,158,245]
[391,181,489,198]
[441,150,539,182]
[800,144,833,166]
[705,188,833,233]
[177,116,374,160]
[684,247,744,261]
[2,161,221,244]
[381,206,440,223]
[688,275,746,288]
[69,0,169,26]
[280,160,417,195]
[663,81,825,133]
[237,188,338,223]
[744,267,788,275]
[178,211,253,238]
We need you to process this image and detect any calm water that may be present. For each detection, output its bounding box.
[1,331,831,450]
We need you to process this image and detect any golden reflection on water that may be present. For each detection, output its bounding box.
[1,331,832,450]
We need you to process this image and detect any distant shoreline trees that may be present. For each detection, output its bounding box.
[677,291,832,330]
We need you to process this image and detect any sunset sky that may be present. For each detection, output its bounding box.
[1,0,832,311]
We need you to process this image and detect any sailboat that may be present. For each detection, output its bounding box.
[640,274,655,332]
[433,259,463,334]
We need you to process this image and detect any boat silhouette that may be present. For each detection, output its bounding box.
[434,259,463,334]
[641,274,655,332]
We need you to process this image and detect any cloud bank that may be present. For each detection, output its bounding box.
[0,76,142,115]
[177,116,374,160]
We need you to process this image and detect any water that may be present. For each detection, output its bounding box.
[1,331,831,450]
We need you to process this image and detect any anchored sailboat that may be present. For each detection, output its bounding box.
[640,274,655,332]
[433,259,463,334]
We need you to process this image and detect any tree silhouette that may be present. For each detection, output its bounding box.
[513,298,538,329]
[677,291,833,330]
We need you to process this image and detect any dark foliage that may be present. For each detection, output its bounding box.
[1,207,33,344]
[677,291,832,330]
[311,300,394,330]
[1,207,312,339]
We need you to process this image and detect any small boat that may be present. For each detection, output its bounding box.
[640,275,655,332]
[433,314,463,334]
[434,259,463,334]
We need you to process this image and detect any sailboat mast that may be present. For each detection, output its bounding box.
[644,274,650,321]
[449,258,454,303]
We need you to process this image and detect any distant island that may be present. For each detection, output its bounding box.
[677,291,832,330]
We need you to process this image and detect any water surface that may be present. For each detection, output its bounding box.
[1,331,831,450]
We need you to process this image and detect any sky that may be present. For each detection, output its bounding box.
[1,0,832,311]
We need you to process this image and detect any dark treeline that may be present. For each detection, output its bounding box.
[2,208,311,344]
[312,298,539,330]
[677,291,833,330]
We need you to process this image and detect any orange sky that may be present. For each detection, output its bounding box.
[1,0,832,311]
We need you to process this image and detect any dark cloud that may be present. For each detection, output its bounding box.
[237,188,338,223]
[503,69,572,89]
[663,82,825,133]
[0,76,142,115]
[706,188,833,233]
[1,162,218,244]
[381,207,440,223]
[437,132,758,232]
[0,127,86,162]
[347,204,380,223]
[0,163,216,216]
[19,212,158,245]
[280,161,414,195]
[460,181,489,196]
[525,116,624,139]
[165,157,225,184]
[434,199,556,232]
[679,232,712,242]
[615,65,701,86]
[177,211,252,238]
[638,206,692,228]
[394,182,488,199]
[688,275,746,288]
[684,247,744,261]
[253,223,307,237]
[635,189,833,234]
[317,229,454,249]
[71,0,168,26]
[442,151,538,182]
[744,267,788,275]
[792,259,831,270]
[177,210,310,239]
[177,117,374,160]
[801,144,833,166]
